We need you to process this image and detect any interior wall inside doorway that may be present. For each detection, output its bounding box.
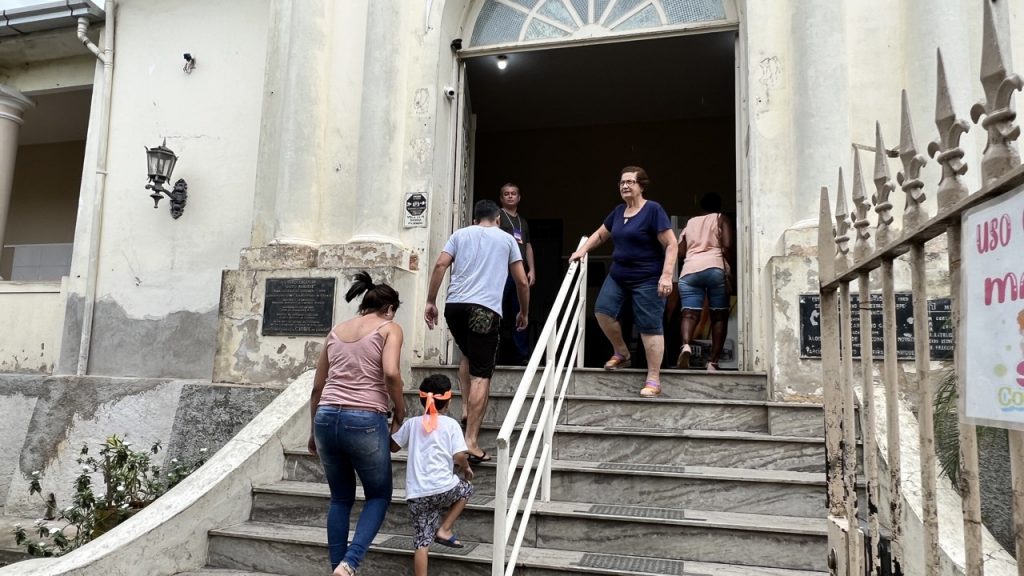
[475,116,736,253]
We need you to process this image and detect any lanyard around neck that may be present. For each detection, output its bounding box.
[502,209,521,230]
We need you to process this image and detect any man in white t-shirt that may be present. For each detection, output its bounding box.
[424,199,529,463]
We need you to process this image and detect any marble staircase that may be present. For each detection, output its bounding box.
[185,367,830,575]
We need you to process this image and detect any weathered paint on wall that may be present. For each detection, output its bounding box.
[0,375,279,517]
[0,390,37,515]
[164,382,281,465]
[0,0,1015,385]
[0,286,62,374]
[766,226,951,401]
[56,0,271,377]
[0,55,96,95]
[214,248,418,385]
[1,375,183,516]
[87,298,218,379]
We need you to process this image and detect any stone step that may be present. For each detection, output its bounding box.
[283,451,827,518]
[294,425,824,472]
[411,366,770,401]
[294,418,825,472]
[488,425,824,472]
[209,521,829,575]
[400,391,824,437]
[174,565,290,569]
[249,482,826,571]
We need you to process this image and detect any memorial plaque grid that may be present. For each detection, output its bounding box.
[799,293,953,360]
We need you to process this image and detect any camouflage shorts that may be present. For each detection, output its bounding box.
[407,479,475,549]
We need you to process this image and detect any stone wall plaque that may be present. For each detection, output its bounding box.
[262,278,336,336]
[799,293,952,360]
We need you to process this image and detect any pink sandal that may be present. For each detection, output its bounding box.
[604,353,632,370]
[640,380,662,397]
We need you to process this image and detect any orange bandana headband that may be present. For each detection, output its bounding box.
[419,390,452,433]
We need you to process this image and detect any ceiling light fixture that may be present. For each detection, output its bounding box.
[497,55,508,70]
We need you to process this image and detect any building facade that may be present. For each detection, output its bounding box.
[2,0,1016,394]
[3,0,1024,568]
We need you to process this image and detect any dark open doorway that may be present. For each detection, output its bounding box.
[466,31,737,368]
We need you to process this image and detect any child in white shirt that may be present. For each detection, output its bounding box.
[391,374,474,576]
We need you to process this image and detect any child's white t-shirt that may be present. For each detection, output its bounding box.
[391,414,468,499]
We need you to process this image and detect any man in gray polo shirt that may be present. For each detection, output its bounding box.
[425,199,529,462]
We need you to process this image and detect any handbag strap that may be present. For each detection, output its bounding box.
[717,214,728,272]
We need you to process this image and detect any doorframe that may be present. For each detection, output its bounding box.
[447,16,752,370]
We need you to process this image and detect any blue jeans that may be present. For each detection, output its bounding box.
[678,267,729,310]
[314,406,393,570]
[593,275,666,334]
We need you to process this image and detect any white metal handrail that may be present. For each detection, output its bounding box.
[491,236,588,576]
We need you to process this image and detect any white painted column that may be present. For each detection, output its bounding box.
[349,0,405,245]
[255,0,333,247]
[317,0,369,246]
[0,86,34,278]
[790,0,850,224]
[902,0,980,199]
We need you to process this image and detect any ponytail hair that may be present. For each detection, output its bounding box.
[345,271,401,315]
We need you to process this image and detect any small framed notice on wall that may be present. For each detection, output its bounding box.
[405,192,428,228]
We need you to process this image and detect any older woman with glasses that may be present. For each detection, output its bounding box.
[570,166,677,397]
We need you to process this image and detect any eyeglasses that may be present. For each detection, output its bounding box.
[619,179,638,187]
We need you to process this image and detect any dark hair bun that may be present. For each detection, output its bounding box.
[344,270,402,315]
[345,271,375,303]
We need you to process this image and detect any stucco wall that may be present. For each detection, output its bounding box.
[0,375,279,517]
[739,0,1008,373]
[766,225,952,401]
[56,0,271,379]
[0,285,62,374]
[1,0,1017,382]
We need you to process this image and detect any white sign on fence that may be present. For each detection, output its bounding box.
[962,183,1024,430]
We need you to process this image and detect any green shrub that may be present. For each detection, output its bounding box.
[12,435,206,557]
[934,369,1004,489]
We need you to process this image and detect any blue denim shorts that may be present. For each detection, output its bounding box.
[678,267,729,310]
[594,275,666,335]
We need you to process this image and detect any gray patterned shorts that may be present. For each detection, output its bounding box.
[407,479,475,549]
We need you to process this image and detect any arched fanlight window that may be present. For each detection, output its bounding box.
[469,0,735,48]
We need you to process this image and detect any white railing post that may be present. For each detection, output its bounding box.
[542,323,557,502]
[492,439,509,576]
[576,252,587,368]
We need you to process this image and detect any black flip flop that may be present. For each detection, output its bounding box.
[467,450,491,464]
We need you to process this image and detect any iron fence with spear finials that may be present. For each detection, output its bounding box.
[817,1,1024,575]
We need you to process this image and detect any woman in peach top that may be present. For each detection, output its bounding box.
[676,193,732,371]
[308,271,406,576]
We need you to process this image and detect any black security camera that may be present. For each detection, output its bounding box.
[183,53,193,62]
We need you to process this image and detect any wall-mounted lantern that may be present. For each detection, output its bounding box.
[145,139,188,219]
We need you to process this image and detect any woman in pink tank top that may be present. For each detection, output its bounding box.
[676,193,733,371]
[308,271,406,576]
